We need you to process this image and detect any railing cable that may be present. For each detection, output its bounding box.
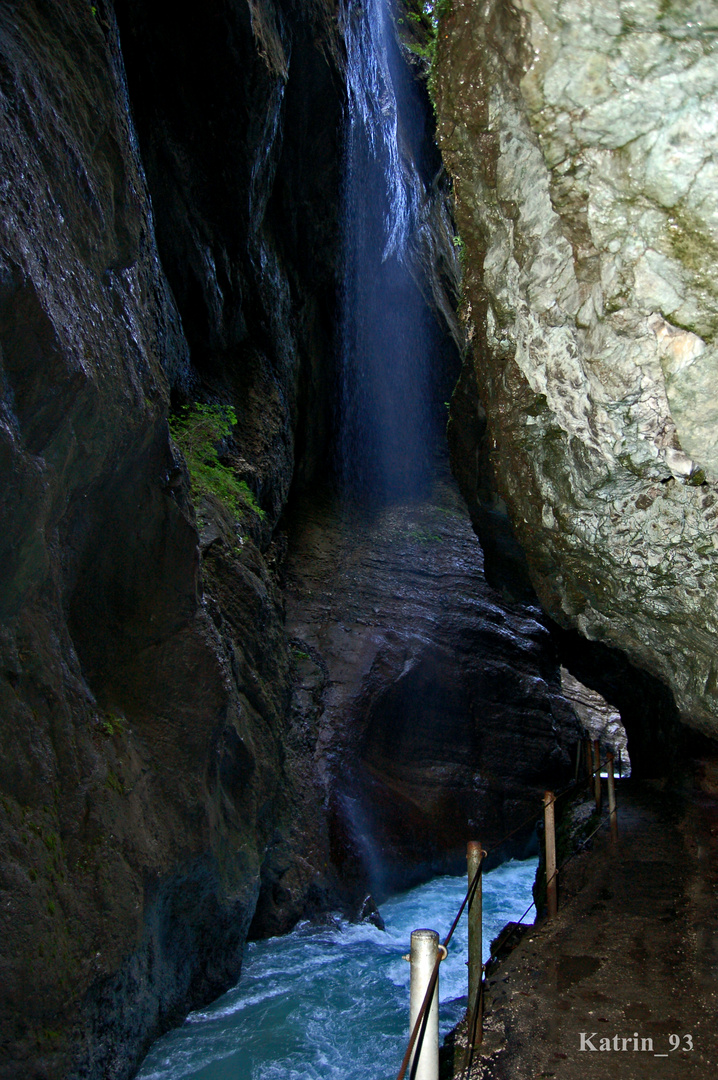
[395,855,484,1080]
[480,753,610,863]
[395,743,615,1080]
[459,890,537,1078]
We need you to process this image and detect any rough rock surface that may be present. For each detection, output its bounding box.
[0,1,339,1077]
[433,0,718,734]
[560,666,630,770]
[249,472,581,934]
[112,0,345,513]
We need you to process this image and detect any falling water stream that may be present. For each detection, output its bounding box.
[137,859,538,1080]
[136,2,527,1077]
[338,0,442,501]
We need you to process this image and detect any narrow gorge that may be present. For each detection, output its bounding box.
[0,1,716,1079]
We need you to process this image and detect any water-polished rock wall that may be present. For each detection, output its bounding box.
[0,1,341,1077]
[251,474,580,936]
[434,0,718,735]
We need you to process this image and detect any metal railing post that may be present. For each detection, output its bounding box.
[543,790,558,919]
[395,767,625,1078]
[592,739,602,811]
[607,751,618,842]
[409,929,440,1080]
[467,841,483,1020]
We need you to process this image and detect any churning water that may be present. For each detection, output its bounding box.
[137,858,538,1080]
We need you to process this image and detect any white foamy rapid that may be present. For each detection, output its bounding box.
[137,858,538,1080]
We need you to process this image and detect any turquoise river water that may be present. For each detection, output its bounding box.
[137,857,538,1080]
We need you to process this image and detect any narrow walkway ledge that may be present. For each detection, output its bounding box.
[445,777,718,1079]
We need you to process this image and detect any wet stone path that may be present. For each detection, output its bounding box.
[450,777,718,1080]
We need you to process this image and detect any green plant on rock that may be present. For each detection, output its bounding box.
[105,770,124,796]
[403,0,453,64]
[100,714,126,738]
[169,402,265,520]
[408,526,442,544]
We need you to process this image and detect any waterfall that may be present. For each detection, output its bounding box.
[338,0,439,503]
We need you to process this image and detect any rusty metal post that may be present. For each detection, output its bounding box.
[607,752,618,842]
[543,791,558,919]
[592,739,602,812]
[409,929,440,1080]
[467,841,483,1020]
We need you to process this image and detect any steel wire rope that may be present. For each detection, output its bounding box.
[548,807,611,886]
[552,752,612,806]
[395,851,485,1080]
[395,747,614,1079]
[480,752,611,862]
[459,805,612,1077]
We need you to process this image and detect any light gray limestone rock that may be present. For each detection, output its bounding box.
[433,0,718,732]
[560,666,630,772]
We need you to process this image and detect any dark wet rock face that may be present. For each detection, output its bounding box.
[248,474,580,934]
[112,0,344,516]
[0,1,335,1077]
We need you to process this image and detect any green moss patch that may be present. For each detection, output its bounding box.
[169,403,265,520]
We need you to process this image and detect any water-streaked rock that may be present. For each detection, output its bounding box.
[249,472,581,933]
[0,1,339,1076]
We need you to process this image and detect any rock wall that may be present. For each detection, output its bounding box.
[433,0,718,736]
[112,0,345,508]
[0,1,341,1077]
[560,667,629,770]
[4,0,693,1075]
[249,473,580,935]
